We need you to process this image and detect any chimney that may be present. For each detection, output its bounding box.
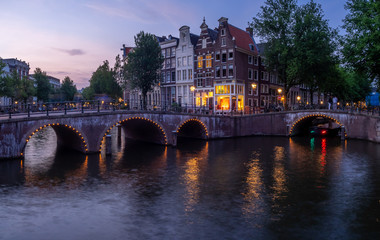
[246,27,253,37]
[218,17,228,27]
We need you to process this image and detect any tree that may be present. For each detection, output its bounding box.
[342,0,380,89]
[34,68,51,102]
[292,0,339,104]
[89,60,122,99]
[125,31,163,110]
[251,0,299,109]
[18,75,36,103]
[0,61,13,99]
[60,76,77,101]
[82,87,94,100]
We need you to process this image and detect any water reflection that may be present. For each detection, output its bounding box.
[0,133,380,239]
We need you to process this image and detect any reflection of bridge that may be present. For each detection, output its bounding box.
[0,110,379,159]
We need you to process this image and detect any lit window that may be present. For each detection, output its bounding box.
[206,54,212,68]
[197,56,203,68]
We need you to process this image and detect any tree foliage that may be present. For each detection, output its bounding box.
[60,76,77,101]
[125,31,163,109]
[82,87,94,100]
[292,0,339,103]
[89,60,122,99]
[34,68,51,102]
[251,0,299,109]
[342,0,380,89]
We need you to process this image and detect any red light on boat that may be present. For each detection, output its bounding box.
[321,130,327,135]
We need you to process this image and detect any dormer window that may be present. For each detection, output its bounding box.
[221,29,225,36]
[221,38,226,46]
[249,44,255,51]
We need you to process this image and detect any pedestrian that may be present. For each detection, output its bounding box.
[333,96,338,110]
[328,97,332,110]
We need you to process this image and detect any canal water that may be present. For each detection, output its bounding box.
[0,127,379,240]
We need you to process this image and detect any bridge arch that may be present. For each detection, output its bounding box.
[21,123,89,155]
[98,116,168,151]
[176,118,209,139]
[289,113,347,137]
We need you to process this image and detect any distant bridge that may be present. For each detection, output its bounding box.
[0,110,379,159]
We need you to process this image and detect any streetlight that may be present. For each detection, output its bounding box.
[251,83,257,89]
[190,86,195,110]
[297,96,301,102]
[277,88,282,94]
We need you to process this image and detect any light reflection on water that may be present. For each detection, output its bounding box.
[0,130,379,239]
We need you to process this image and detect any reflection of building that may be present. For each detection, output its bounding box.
[175,26,199,107]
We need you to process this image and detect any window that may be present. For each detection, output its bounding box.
[178,86,182,96]
[182,56,187,66]
[228,64,233,77]
[161,73,165,82]
[161,49,165,58]
[172,71,175,82]
[183,70,187,80]
[187,56,192,66]
[221,38,226,46]
[171,47,176,56]
[248,87,253,95]
[166,49,170,57]
[166,59,170,69]
[197,78,203,87]
[171,59,175,68]
[248,55,253,64]
[183,86,187,96]
[166,72,171,82]
[254,70,258,80]
[248,68,253,80]
[254,57,258,66]
[202,38,207,48]
[206,54,212,68]
[228,50,233,59]
[215,85,231,94]
[222,52,227,63]
[188,69,192,80]
[182,45,186,52]
[177,70,181,81]
[215,52,220,61]
[197,56,203,68]
[221,29,225,36]
[215,66,221,78]
[222,65,227,77]
[177,57,181,67]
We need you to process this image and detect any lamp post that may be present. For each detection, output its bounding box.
[190,86,195,112]
[251,83,257,114]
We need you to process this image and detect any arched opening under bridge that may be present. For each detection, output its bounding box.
[176,119,208,143]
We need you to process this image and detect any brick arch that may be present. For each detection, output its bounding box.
[97,116,168,151]
[176,118,209,139]
[289,113,347,137]
[21,122,89,156]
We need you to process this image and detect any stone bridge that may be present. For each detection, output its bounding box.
[0,110,379,159]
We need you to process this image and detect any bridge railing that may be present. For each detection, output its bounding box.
[1,100,379,119]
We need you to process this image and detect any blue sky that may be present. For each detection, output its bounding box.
[0,0,348,88]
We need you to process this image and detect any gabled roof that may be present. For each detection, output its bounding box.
[228,24,258,54]
[190,33,200,46]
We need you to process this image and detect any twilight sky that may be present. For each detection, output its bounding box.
[0,0,348,89]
